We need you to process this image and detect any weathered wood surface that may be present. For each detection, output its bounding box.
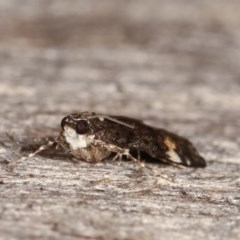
[0,1,240,239]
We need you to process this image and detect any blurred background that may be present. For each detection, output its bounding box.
[0,0,240,152]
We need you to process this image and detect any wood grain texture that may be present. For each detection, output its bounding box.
[0,1,240,239]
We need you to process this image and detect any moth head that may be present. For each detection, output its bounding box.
[61,117,89,134]
[60,113,96,149]
[61,114,91,136]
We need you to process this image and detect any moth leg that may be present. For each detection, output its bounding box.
[104,143,145,167]
[7,140,56,170]
[112,152,123,165]
[113,148,138,166]
[92,140,145,166]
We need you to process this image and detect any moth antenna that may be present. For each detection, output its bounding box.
[71,112,134,129]
[98,115,135,129]
[7,140,56,168]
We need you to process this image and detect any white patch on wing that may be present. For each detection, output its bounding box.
[63,127,95,150]
[166,150,182,163]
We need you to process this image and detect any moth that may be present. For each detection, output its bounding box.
[9,112,206,168]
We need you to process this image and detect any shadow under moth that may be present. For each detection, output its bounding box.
[9,112,206,168]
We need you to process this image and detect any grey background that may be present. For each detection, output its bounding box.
[0,1,240,239]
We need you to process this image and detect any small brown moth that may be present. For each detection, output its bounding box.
[9,112,206,168]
